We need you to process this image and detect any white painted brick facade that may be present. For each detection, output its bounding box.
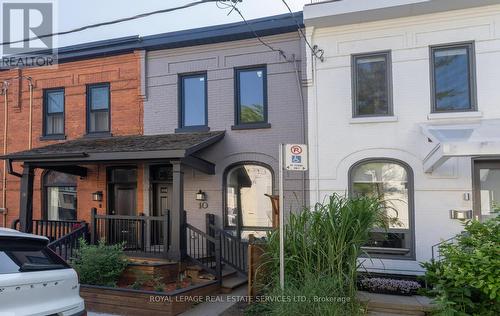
[305,2,500,274]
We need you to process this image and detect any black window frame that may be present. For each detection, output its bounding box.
[430,42,477,113]
[222,161,275,238]
[351,51,393,118]
[42,87,65,140]
[348,158,416,260]
[232,65,270,130]
[176,72,209,133]
[86,82,111,136]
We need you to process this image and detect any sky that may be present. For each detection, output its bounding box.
[45,0,308,48]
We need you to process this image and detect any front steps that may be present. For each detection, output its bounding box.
[220,274,247,294]
[186,265,247,294]
[359,291,434,316]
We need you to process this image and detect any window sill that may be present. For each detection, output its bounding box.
[40,135,66,141]
[427,111,482,120]
[349,116,398,124]
[84,132,112,138]
[231,123,271,130]
[360,247,414,260]
[175,126,210,133]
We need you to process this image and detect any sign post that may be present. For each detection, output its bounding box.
[279,144,308,290]
[279,144,284,290]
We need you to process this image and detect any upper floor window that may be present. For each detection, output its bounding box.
[179,73,207,130]
[431,42,476,113]
[350,159,414,259]
[352,52,392,117]
[87,83,110,134]
[43,88,64,137]
[235,67,267,126]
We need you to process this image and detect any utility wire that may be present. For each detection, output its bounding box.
[280,0,324,62]
[216,0,289,60]
[1,0,224,47]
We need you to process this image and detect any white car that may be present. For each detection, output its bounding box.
[0,228,85,316]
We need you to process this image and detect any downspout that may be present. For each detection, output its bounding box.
[2,82,9,227]
[291,53,307,208]
[26,77,33,150]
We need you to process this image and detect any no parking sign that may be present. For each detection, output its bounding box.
[285,144,308,171]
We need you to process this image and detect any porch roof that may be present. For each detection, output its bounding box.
[1,131,225,168]
[421,119,500,173]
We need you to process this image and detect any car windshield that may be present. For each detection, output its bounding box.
[0,248,69,274]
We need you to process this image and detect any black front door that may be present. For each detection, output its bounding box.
[112,185,136,216]
[152,183,171,246]
[108,168,138,248]
[153,184,171,217]
[473,160,500,221]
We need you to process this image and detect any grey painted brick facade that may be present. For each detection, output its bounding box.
[143,33,307,231]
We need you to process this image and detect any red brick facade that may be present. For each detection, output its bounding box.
[0,52,144,227]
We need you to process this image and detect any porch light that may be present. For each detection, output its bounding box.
[196,190,206,201]
[92,191,103,202]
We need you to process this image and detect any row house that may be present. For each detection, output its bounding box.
[0,13,307,261]
[304,0,500,274]
[0,37,144,228]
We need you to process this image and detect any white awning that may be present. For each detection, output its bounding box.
[421,119,500,173]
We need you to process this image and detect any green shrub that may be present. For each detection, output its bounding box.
[129,270,150,290]
[422,216,500,316]
[72,239,128,287]
[256,194,391,315]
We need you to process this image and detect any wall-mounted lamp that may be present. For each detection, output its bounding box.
[450,209,473,220]
[196,190,206,201]
[92,191,103,202]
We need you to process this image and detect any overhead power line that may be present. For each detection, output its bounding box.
[1,0,236,47]
[216,0,289,60]
[280,0,324,62]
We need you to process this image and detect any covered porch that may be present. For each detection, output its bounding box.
[1,131,225,261]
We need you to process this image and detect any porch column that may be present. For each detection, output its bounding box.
[19,164,34,233]
[168,161,186,261]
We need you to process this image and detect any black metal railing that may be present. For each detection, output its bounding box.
[91,209,170,258]
[48,223,89,261]
[185,223,222,281]
[220,230,249,274]
[431,232,467,261]
[202,213,249,275]
[12,219,85,242]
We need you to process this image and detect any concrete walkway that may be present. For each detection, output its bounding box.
[180,286,247,316]
[358,291,434,316]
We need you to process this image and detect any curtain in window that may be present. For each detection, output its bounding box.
[44,171,77,221]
